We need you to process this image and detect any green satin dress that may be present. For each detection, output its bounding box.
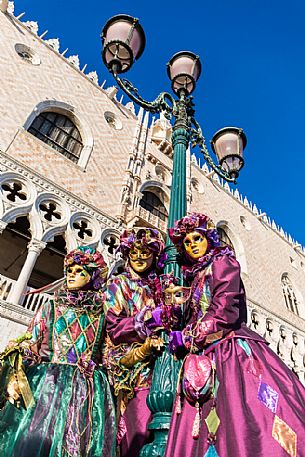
[0,290,116,457]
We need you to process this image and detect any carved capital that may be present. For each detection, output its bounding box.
[27,239,47,254]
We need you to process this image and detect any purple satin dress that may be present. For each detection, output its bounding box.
[165,253,305,457]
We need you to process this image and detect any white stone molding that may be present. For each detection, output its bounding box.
[0,299,33,326]
[23,100,94,170]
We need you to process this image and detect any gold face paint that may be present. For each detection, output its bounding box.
[129,247,154,274]
[183,231,208,260]
[164,284,191,305]
[66,264,91,290]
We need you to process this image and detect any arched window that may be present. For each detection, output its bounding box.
[281,274,300,316]
[139,191,168,222]
[217,227,235,252]
[28,112,83,163]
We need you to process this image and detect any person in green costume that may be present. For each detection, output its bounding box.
[0,246,116,457]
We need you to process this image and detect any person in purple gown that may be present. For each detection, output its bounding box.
[164,212,305,457]
[103,228,166,457]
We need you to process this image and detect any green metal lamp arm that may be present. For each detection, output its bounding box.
[111,70,175,119]
[111,68,237,183]
[190,117,237,183]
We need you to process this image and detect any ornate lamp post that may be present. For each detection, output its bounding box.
[101,14,247,456]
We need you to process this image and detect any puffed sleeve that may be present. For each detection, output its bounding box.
[27,300,52,355]
[105,277,147,345]
[183,254,246,351]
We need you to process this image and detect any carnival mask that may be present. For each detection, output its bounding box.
[129,246,154,274]
[66,264,91,290]
[164,284,191,305]
[183,231,208,260]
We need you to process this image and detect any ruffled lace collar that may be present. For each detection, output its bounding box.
[182,246,235,282]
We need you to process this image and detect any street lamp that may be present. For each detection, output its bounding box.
[101,14,247,456]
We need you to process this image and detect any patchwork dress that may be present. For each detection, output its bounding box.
[104,270,160,457]
[165,252,305,457]
[0,290,116,457]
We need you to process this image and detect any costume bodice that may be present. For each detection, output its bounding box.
[47,301,103,364]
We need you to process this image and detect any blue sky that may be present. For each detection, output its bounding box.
[14,1,305,245]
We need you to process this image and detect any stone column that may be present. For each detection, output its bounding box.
[9,239,47,305]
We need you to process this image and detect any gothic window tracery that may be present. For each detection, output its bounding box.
[281,274,300,316]
[28,112,83,163]
[139,191,168,222]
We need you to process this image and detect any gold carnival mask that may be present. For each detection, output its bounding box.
[129,247,154,274]
[164,284,191,305]
[183,230,208,260]
[66,264,91,290]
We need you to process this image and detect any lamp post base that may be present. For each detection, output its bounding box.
[139,337,182,457]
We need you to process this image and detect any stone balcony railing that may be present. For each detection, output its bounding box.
[0,273,49,314]
[248,298,305,385]
[127,206,167,233]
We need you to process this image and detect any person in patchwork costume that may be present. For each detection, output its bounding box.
[104,228,167,457]
[0,246,116,457]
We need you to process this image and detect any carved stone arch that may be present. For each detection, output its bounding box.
[140,180,170,200]
[2,206,38,240]
[23,100,94,169]
[41,225,68,244]
[139,180,170,212]
[216,220,248,275]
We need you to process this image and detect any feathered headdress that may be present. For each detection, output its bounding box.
[118,228,167,269]
[64,246,108,290]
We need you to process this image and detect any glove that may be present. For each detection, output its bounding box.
[120,336,164,368]
[169,331,184,354]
